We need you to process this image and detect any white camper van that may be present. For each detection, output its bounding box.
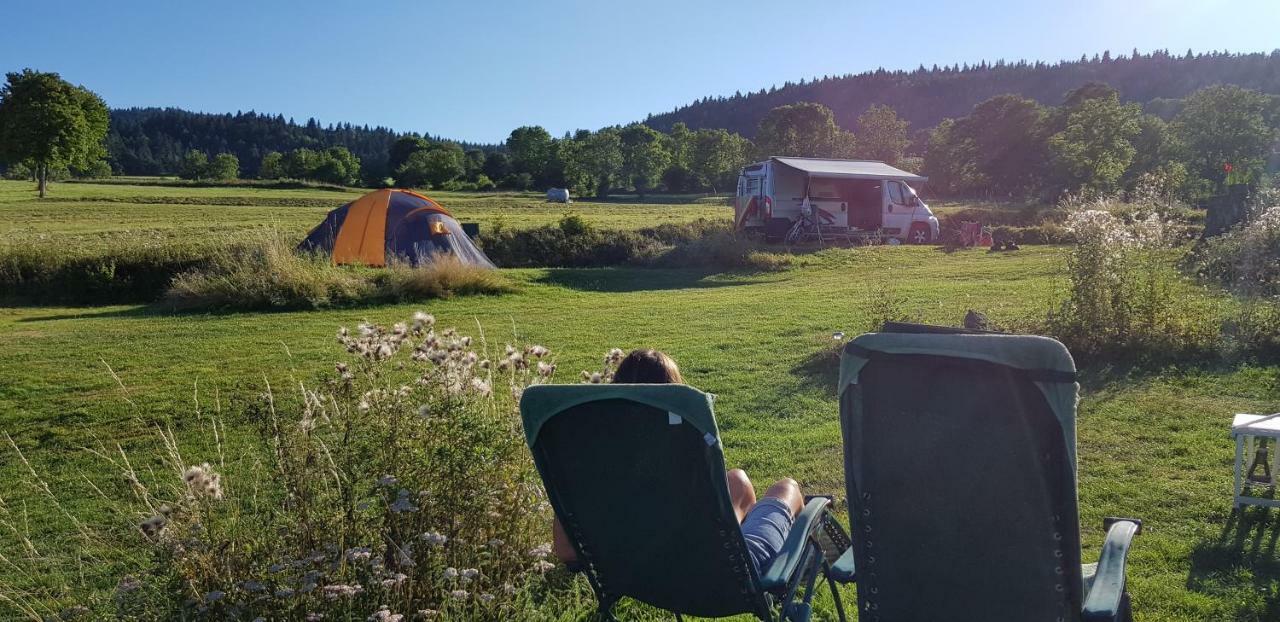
[735,157,939,244]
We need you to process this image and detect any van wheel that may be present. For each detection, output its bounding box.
[908,223,932,244]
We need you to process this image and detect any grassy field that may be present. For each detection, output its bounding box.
[1,180,1278,620]
[0,179,731,253]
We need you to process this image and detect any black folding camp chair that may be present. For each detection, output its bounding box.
[829,324,1141,621]
[520,384,850,621]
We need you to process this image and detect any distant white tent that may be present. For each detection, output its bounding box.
[546,188,571,203]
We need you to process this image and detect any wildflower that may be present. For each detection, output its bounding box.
[528,543,552,558]
[345,547,373,562]
[116,576,142,594]
[275,589,295,598]
[486,538,504,548]
[537,361,555,377]
[479,359,490,369]
[139,514,167,538]
[412,311,435,328]
[390,490,419,513]
[358,322,375,337]
[182,463,223,500]
[321,584,364,600]
[502,583,517,596]
[268,563,287,573]
[306,614,325,622]
[533,560,556,573]
[450,589,469,600]
[470,378,492,396]
[240,580,267,593]
[443,567,458,580]
[479,593,495,604]
[421,531,447,546]
[368,606,404,622]
[337,327,349,340]
[461,568,481,580]
[204,591,225,603]
[606,348,625,364]
[381,573,408,589]
[585,371,604,384]
[530,345,549,358]
[417,610,439,618]
[377,475,398,487]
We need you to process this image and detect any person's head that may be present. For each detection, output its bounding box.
[613,349,683,384]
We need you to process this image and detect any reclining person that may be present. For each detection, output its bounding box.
[550,348,805,576]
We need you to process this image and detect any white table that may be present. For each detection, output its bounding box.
[1233,413,1280,509]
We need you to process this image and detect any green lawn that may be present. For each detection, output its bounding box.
[0,180,1277,620]
[0,179,731,253]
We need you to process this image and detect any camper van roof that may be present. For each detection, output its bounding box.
[771,157,927,183]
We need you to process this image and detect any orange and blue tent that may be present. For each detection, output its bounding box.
[299,189,495,268]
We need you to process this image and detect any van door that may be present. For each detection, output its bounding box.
[882,180,913,238]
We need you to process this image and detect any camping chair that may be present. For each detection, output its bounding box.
[829,324,1141,621]
[521,384,850,621]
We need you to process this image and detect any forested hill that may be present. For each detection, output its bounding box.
[106,108,490,179]
[644,50,1280,137]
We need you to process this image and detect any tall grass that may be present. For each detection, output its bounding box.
[0,314,579,620]
[164,235,512,311]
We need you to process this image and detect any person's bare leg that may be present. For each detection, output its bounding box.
[727,468,757,523]
[761,477,804,518]
[552,516,577,563]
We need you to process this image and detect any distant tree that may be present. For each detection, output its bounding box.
[388,136,430,173]
[854,104,910,164]
[483,151,511,182]
[619,124,670,197]
[688,128,752,193]
[922,118,974,195]
[312,146,360,185]
[665,121,693,169]
[1048,94,1142,193]
[463,149,485,181]
[258,151,284,179]
[207,152,240,181]
[565,129,623,198]
[953,95,1050,196]
[1122,114,1182,189]
[179,149,209,180]
[1173,85,1277,189]
[73,159,113,179]
[0,69,109,197]
[661,165,695,193]
[396,143,464,188]
[282,148,316,179]
[1061,82,1120,111]
[755,103,853,158]
[506,126,554,186]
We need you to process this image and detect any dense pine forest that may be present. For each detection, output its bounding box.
[644,49,1280,137]
[105,108,490,179]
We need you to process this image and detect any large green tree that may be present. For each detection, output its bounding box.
[258,151,284,179]
[506,126,554,186]
[0,69,109,197]
[1173,84,1277,189]
[1048,94,1142,193]
[688,128,752,193]
[755,102,854,158]
[207,152,240,181]
[565,129,623,198]
[396,143,464,189]
[854,104,910,164]
[178,149,209,180]
[387,136,430,173]
[953,95,1049,196]
[619,124,670,197]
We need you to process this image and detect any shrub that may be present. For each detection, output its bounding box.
[1192,194,1280,299]
[647,229,789,272]
[1043,203,1217,364]
[0,240,213,304]
[164,238,375,310]
[165,237,512,311]
[0,314,571,619]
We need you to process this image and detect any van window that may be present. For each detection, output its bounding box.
[808,179,839,199]
[888,181,907,205]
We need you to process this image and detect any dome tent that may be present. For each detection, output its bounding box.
[299,189,495,268]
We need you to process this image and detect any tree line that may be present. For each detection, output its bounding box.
[645,49,1280,139]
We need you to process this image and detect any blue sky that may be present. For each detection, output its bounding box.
[3,0,1278,143]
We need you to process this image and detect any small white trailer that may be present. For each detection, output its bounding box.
[734,157,938,244]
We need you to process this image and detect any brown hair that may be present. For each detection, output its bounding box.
[612,349,683,384]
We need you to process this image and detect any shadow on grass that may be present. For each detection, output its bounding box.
[532,268,769,293]
[1188,502,1280,619]
[789,341,844,395]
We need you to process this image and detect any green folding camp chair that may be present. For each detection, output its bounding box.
[829,325,1141,622]
[521,384,850,621]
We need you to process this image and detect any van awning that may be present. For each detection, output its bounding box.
[772,157,927,183]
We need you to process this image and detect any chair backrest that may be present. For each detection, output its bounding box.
[838,332,1083,622]
[520,384,768,618]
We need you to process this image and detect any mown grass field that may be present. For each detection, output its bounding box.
[1,180,1278,620]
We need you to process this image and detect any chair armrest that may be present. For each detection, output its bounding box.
[1081,518,1141,622]
[760,497,831,591]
